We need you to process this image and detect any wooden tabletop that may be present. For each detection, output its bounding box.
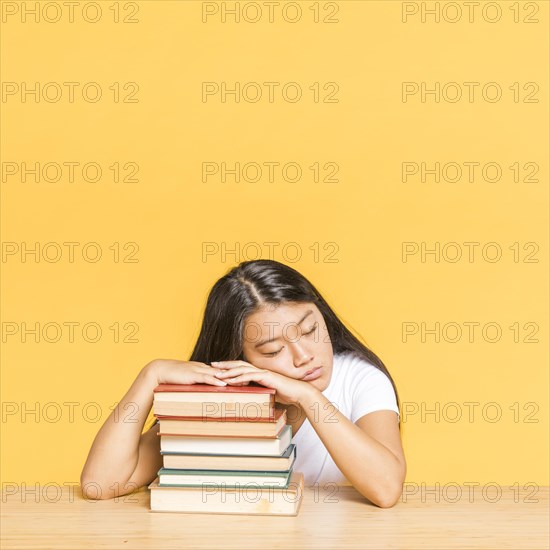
[2,484,549,549]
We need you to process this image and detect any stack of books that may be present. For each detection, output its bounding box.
[147,383,304,515]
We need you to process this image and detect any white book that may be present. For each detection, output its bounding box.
[160,424,292,456]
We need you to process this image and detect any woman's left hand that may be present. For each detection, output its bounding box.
[210,360,316,406]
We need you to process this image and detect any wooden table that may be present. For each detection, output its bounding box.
[1,484,549,549]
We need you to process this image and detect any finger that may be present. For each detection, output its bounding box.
[211,360,252,369]
[200,373,228,386]
[214,367,254,378]
[210,363,241,370]
[193,361,229,373]
[225,372,267,384]
[210,365,242,372]
[194,366,226,375]
[213,364,258,375]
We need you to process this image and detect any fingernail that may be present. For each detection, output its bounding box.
[211,361,220,365]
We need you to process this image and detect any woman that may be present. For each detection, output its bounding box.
[80,259,406,508]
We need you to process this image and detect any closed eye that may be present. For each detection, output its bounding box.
[262,323,318,357]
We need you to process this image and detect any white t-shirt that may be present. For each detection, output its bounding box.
[291,351,400,486]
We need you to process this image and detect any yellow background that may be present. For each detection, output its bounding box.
[1,0,548,486]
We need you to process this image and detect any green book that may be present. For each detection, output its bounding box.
[160,443,296,472]
[157,467,293,488]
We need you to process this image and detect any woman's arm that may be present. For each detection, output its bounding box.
[298,385,406,508]
[80,359,228,500]
[210,360,406,508]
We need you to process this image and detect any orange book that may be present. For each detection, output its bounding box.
[153,383,276,419]
[157,408,286,438]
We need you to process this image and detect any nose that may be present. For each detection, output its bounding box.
[292,344,314,368]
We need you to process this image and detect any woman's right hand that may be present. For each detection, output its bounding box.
[147,359,229,387]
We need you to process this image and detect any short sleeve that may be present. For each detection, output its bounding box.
[349,365,400,424]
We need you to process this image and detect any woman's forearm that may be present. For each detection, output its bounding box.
[80,362,158,494]
[298,387,405,508]
[80,358,230,499]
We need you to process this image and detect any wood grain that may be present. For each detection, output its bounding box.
[1,484,548,549]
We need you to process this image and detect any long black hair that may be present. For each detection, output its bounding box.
[146,259,401,431]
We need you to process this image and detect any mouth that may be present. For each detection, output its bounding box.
[300,366,323,381]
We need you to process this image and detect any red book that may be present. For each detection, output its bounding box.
[153,383,276,394]
[152,383,276,420]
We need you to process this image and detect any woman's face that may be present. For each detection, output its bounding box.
[241,302,334,392]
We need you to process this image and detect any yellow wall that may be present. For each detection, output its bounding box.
[1,1,548,491]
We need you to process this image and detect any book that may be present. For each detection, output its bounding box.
[156,408,286,438]
[161,443,296,471]
[158,467,292,488]
[159,424,292,456]
[153,383,275,419]
[148,469,304,515]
